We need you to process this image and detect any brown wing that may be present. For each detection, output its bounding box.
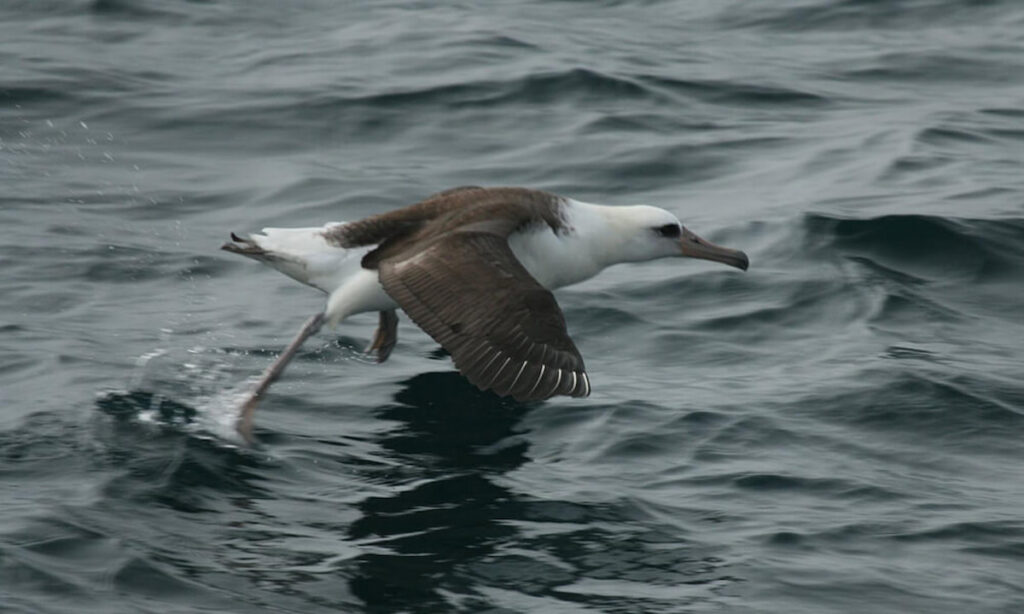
[379,232,591,401]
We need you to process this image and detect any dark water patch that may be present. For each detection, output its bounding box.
[0,411,96,472]
[80,250,214,284]
[692,415,802,463]
[793,369,1024,449]
[286,372,523,610]
[377,371,531,472]
[95,389,197,425]
[1,0,197,19]
[332,376,741,612]
[6,242,235,285]
[0,85,78,107]
[344,479,740,612]
[563,301,652,329]
[845,255,927,287]
[882,344,943,363]
[612,268,753,304]
[610,136,792,187]
[638,74,829,108]
[963,541,1024,560]
[892,520,1024,545]
[765,530,807,548]
[685,271,868,342]
[803,213,1024,283]
[348,68,659,109]
[868,284,963,325]
[916,125,999,148]
[841,52,1023,85]
[89,0,189,21]
[345,478,515,610]
[592,402,696,463]
[981,106,1024,119]
[504,505,740,610]
[1,516,244,613]
[1,543,99,604]
[944,186,1019,203]
[878,154,957,184]
[6,514,187,604]
[601,429,681,463]
[0,356,37,377]
[605,141,733,186]
[474,34,537,51]
[93,399,271,512]
[730,473,898,502]
[109,556,215,602]
[985,127,1024,142]
[724,0,1019,32]
[581,112,720,135]
[0,0,96,17]
[3,68,165,124]
[178,67,668,138]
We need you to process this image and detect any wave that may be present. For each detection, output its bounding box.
[259,68,665,128]
[720,0,1022,32]
[651,211,1024,372]
[89,0,188,20]
[636,74,829,107]
[802,213,1024,283]
[784,368,1024,446]
[127,65,831,143]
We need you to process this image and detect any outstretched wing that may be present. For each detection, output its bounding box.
[378,232,590,401]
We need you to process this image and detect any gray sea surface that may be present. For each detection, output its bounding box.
[3,1,1024,612]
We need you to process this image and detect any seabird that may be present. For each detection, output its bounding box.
[223,186,748,439]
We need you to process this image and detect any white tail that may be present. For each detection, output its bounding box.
[222,223,368,294]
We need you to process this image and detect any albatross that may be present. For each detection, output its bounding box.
[223,186,749,439]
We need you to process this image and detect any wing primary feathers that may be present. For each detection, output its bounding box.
[524,364,546,398]
[483,356,513,389]
[479,349,503,373]
[547,369,563,398]
[507,361,530,393]
[375,199,587,401]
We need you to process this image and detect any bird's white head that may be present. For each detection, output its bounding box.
[597,204,749,271]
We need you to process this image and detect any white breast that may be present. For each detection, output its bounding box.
[508,199,611,290]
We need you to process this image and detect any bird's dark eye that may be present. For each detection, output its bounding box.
[656,223,681,238]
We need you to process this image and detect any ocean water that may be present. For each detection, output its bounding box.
[3,0,1024,612]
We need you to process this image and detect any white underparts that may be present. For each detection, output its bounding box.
[325,268,397,326]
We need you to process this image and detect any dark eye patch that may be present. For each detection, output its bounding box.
[656,223,681,238]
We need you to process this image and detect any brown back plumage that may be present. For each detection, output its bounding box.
[348,187,590,401]
[325,187,566,268]
[320,186,484,249]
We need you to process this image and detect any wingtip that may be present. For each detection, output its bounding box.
[573,371,591,398]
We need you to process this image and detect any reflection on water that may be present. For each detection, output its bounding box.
[349,372,530,609]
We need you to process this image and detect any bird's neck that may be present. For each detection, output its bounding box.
[509,198,641,290]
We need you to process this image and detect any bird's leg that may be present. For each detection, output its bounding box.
[365,309,398,363]
[237,312,325,442]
